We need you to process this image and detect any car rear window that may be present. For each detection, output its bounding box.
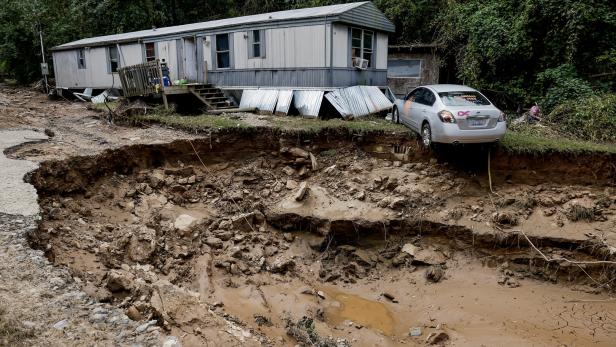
[438,91,491,106]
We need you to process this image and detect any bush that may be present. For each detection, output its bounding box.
[536,64,595,113]
[547,93,616,142]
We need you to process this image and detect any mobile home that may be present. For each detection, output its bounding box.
[52,2,394,90]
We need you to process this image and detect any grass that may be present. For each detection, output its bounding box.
[499,130,616,154]
[123,108,614,155]
[270,116,410,133]
[131,113,248,130]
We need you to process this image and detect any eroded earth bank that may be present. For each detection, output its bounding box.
[26,130,616,346]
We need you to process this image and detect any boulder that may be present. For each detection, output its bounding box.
[106,269,135,292]
[128,226,157,262]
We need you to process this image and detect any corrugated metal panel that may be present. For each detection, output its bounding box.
[362,86,393,114]
[324,90,352,119]
[325,86,392,118]
[341,86,370,117]
[258,89,279,114]
[275,90,294,115]
[239,89,279,113]
[293,90,324,118]
[54,2,370,50]
[239,89,260,108]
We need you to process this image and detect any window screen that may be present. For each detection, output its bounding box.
[350,28,374,68]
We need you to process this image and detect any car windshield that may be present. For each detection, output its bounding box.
[438,91,491,106]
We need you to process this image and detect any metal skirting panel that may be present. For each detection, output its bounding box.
[208,68,387,88]
[293,90,324,118]
[275,90,294,115]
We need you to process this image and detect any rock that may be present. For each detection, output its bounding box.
[270,256,295,273]
[128,226,157,262]
[53,319,69,330]
[402,244,447,265]
[89,313,108,323]
[283,233,295,242]
[126,306,143,321]
[44,128,55,137]
[149,170,166,188]
[425,265,445,283]
[294,182,309,201]
[491,212,518,227]
[164,166,194,177]
[317,291,326,299]
[231,212,255,232]
[163,336,182,347]
[287,147,310,159]
[286,180,298,189]
[355,191,366,201]
[352,249,377,267]
[426,331,449,344]
[323,165,337,175]
[309,152,319,170]
[174,214,198,233]
[205,237,223,249]
[106,269,135,292]
[385,178,398,191]
[409,326,422,337]
[272,181,284,192]
[135,320,157,333]
[382,292,397,303]
[282,166,296,176]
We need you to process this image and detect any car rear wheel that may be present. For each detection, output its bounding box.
[421,122,432,149]
[392,107,400,124]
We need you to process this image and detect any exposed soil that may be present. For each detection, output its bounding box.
[28,131,616,346]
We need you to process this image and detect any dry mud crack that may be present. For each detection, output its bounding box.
[14,129,616,346]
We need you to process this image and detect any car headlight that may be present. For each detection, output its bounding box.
[498,111,506,122]
[438,110,456,123]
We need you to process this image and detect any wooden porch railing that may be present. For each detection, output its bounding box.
[117,60,164,98]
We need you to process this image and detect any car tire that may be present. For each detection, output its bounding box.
[421,122,432,149]
[392,107,400,124]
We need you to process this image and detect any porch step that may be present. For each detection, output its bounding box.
[188,84,235,110]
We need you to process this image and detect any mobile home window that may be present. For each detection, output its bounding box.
[108,46,119,73]
[145,42,156,62]
[248,30,265,58]
[351,28,374,68]
[77,48,86,69]
[216,34,230,69]
[387,59,421,78]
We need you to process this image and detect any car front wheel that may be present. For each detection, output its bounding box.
[421,122,432,149]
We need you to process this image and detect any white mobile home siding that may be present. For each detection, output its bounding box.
[232,24,327,69]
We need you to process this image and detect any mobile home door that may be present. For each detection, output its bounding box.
[183,37,198,82]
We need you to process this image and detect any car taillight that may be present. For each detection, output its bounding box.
[498,111,506,122]
[438,110,456,123]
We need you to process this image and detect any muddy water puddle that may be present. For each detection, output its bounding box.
[322,289,394,335]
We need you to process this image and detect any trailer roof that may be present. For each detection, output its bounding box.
[53,2,394,51]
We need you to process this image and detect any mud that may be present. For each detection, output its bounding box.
[25,129,616,346]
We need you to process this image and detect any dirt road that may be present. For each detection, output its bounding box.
[1,86,616,346]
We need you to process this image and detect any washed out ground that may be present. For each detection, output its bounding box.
[2,86,616,346]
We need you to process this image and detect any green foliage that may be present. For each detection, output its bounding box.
[436,0,615,105]
[536,64,594,113]
[546,93,616,143]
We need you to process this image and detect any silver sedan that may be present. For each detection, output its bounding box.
[392,84,507,147]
